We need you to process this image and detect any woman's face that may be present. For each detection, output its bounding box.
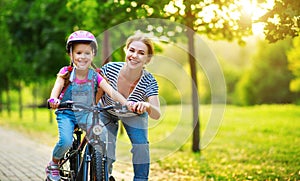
[125,40,150,70]
[71,43,94,70]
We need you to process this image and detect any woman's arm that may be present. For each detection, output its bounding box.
[134,95,161,120]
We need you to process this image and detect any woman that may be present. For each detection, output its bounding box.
[99,33,161,181]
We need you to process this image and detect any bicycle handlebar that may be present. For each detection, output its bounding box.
[48,100,135,115]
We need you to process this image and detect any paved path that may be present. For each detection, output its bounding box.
[0,127,134,181]
[0,127,51,180]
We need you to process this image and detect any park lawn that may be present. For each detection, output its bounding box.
[149,104,300,180]
[0,104,299,180]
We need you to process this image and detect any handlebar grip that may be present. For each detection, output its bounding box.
[47,101,73,109]
[59,102,73,108]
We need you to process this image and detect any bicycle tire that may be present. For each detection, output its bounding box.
[90,146,108,181]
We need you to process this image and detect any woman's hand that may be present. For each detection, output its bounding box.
[132,101,151,114]
[125,101,135,112]
[47,98,61,109]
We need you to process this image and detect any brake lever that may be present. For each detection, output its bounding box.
[113,102,123,110]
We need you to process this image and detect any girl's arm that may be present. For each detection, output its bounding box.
[48,76,65,109]
[133,95,161,120]
[95,87,104,103]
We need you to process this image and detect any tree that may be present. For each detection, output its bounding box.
[0,0,21,116]
[159,0,253,151]
[287,36,300,96]
[4,0,77,120]
[256,0,300,102]
[66,0,256,152]
[259,0,300,43]
[235,39,296,105]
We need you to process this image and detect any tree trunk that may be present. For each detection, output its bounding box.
[6,84,11,117]
[32,84,37,122]
[0,90,2,114]
[18,81,23,119]
[184,2,201,152]
[187,28,200,152]
[102,30,111,66]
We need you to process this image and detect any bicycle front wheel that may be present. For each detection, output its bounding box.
[90,145,108,181]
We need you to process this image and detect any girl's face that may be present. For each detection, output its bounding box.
[71,43,94,70]
[125,41,150,70]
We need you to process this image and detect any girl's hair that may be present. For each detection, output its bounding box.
[58,66,73,87]
[125,33,154,57]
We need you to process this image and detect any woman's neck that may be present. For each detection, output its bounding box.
[121,64,142,82]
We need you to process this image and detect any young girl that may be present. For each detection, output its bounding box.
[45,30,130,181]
[99,33,161,181]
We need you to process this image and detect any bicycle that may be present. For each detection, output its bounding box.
[46,101,133,181]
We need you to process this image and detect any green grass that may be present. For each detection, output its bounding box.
[152,104,300,180]
[0,105,300,180]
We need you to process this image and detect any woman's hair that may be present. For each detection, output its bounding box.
[125,33,154,57]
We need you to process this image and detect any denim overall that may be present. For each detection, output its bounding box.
[52,68,98,160]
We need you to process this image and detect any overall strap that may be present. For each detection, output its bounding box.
[87,69,99,104]
[87,69,99,93]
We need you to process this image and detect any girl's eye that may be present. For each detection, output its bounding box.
[75,51,91,56]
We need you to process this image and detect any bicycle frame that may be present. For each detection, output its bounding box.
[59,126,108,181]
[48,101,133,181]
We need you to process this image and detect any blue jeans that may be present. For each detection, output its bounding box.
[100,111,150,181]
[52,109,95,160]
[52,110,76,160]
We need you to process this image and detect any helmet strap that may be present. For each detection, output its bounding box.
[70,46,75,66]
[69,67,75,82]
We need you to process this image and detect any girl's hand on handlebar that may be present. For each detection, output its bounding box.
[47,98,61,109]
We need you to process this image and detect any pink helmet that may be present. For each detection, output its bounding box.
[66,30,98,55]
